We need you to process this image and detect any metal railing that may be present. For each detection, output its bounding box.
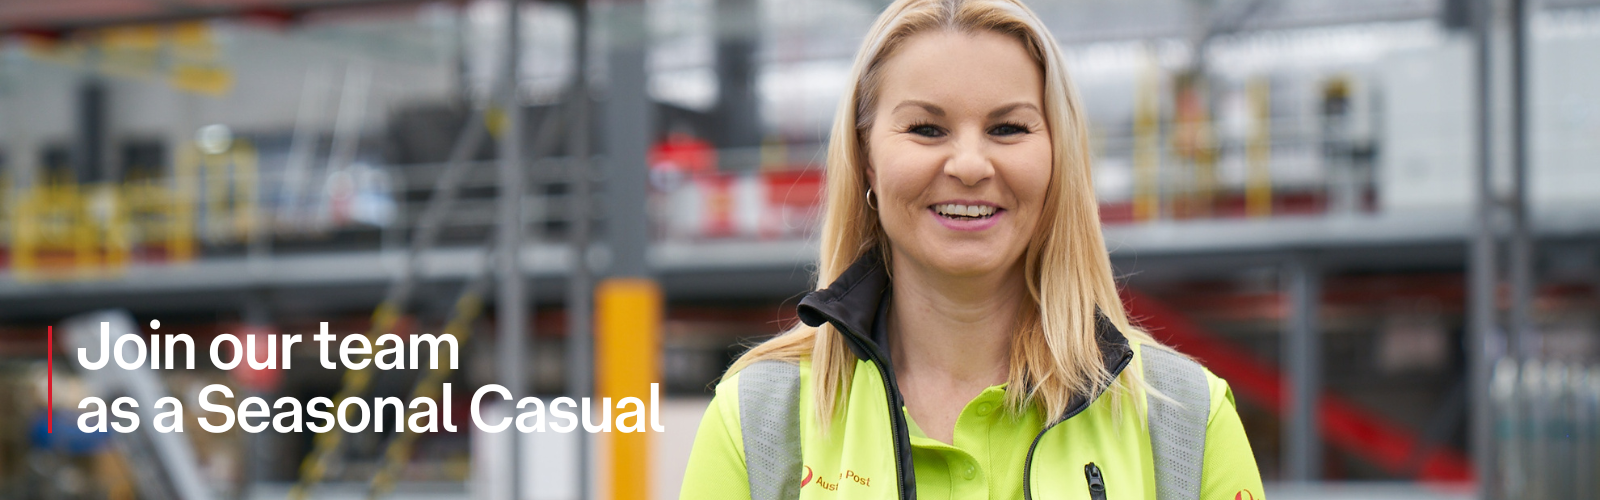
[1491,359,1600,499]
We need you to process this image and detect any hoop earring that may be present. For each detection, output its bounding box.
[866,187,878,210]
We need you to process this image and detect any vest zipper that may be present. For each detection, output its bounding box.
[832,318,918,500]
[1084,462,1107,500]
[1021,347,1133,500]
[872,354,914,500]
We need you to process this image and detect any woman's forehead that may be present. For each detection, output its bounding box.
[875,31,1045,113]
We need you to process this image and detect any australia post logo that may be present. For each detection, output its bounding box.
[801,465,871,491]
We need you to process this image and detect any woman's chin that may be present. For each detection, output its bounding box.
[887,228,1030,280]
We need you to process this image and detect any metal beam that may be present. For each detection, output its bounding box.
[1508,0,1535,359]
[494,1,527,498]
[566,0,595,497]
[1468,0,1502,496]
[1283,254,1322,483]
[603,2,651,279]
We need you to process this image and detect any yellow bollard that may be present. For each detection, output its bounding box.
[596,278,662,500]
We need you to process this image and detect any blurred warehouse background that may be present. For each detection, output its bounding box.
[0,0,1597,498]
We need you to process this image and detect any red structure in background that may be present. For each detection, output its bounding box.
[649,133,718,177]
[1121,290,1475,484]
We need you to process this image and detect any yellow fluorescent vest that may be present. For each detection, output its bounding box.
[684,349,1265,499]
[681,251,1266,499]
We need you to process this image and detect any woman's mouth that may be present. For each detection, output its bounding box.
[931,203,999,220]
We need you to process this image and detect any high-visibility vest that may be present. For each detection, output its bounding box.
[681,250,1263,499]
[737,344,1210,500]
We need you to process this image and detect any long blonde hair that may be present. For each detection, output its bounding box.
[730,0,1167,427]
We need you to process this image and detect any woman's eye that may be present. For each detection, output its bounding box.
[989,123,1028,136]
[908,124,944,137]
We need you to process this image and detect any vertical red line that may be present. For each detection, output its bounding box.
[47,325,53,434]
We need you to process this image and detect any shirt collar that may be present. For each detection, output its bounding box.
[796,249,1133,371]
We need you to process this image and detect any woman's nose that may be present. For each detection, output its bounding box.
[943,135,994,186]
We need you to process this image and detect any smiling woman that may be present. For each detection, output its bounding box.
[863,29,1054,445]
[867,30,1053,287]
[681,0,1265,499]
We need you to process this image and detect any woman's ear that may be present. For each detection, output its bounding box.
[865,165,877,190]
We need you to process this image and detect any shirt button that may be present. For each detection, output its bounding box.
[963,464,977,480]
[976,402,994,416]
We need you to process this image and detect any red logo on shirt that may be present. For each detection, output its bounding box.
[799,466,866,490]
[1235,489,1256,500]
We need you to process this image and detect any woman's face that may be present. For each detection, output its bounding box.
[866,30,1052,280]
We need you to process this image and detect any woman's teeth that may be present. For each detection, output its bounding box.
[933,204,997,219]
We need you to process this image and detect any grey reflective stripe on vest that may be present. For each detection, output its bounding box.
[739,360,804,500]
[737,351,1211,499]
[1142,347,1210,500]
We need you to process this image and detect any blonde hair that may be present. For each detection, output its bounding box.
[729,0,1168,427]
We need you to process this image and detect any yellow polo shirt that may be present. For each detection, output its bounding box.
[900,384,1045,499]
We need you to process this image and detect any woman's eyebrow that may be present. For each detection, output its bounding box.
[988,102,1040,119]
[891,100,945,116]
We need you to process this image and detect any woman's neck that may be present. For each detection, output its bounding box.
[886,253,1023,390]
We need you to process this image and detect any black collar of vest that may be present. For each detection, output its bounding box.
[796,249,1133,374]
[796,249,890,357]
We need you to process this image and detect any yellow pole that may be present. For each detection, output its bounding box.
[1133,51,1161,222]
[1246,78,1273,218]
[71,182,98,276]
[232,141,260,240]
[101,182,130,272]
[172,148,198,261]
[0,174,8,251]
[204,149,228,241]
[1192,78,1216,218]
[12,183,38,276]
[596,278,662,500]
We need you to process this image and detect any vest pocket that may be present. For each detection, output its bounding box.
[1083,462,1107,500]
